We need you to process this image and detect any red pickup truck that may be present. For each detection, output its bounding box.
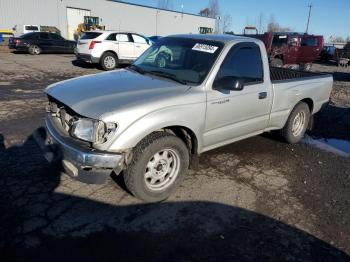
[242,30,324,71]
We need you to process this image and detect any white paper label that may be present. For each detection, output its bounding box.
[192,43,219,53]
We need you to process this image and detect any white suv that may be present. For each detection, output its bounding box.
[76,31,152,70]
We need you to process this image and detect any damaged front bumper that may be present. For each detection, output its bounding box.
[33,114,124,184]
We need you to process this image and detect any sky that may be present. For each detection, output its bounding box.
[123,0,350,41]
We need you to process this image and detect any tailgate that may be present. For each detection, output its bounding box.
[77,32,103,54]
[77,39,91,54]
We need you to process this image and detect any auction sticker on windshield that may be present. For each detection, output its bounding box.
[192,43,219,53]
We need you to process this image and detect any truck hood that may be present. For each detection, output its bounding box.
[46,69,189,119]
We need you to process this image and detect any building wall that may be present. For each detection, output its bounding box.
[0,0,215,38]
[0,0,60,31]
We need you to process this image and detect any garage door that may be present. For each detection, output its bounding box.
[66,7,91,40]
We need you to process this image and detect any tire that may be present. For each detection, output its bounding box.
[287,64,300,71]
[100,52,118,71]
[301,63,312,71]
[155,52,170,68]
[280,102,310,144]
[28,45,41,55]
[271,58,283,68]
[124,132,189,202]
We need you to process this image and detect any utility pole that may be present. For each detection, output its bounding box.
[258,12,264,34]
[306,3,312,33]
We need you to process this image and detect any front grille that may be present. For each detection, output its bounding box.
[47,96,78,133]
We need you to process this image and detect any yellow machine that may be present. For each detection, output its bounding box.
[0,29,14,37]
[76,16,105,39]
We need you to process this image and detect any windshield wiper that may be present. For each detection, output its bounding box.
[148,70,187,85]
[128,64,145,75]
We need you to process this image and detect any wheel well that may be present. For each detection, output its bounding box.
[162,126,199,169]
[101,50,119,59]
[276,55,283,61]
[163,126,198,155]
[300,98,314,113]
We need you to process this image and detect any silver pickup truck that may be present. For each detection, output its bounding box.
[35,34,333,202]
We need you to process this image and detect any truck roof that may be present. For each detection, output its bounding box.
[168,34,262,44]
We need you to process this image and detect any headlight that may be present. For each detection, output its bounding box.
[70,118,117,144]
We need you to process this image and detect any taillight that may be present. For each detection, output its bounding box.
[89,41,101,49]
[15,39,21,45]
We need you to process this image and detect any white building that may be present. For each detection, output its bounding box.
[0,0,216,39]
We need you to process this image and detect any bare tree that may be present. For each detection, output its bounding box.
[199,0,221,33]
[267,15,278,32]
[222,14,232,33]
[330,36,345,43]
[208,0,220,18]
[267,15,292,32]
[199,0,220,18]
[258,12,265,33]
[199,8,210,17]
[158,0,173,10]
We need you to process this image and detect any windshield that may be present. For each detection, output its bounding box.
[133,37,224,85]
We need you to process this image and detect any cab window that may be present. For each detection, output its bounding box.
[106,33,117,41]
[39,33,49,40]
[273,35,288,46]
[21,33,39,40]
[132,34,149,44]
[25,26,39,31]
[215,43,263,85]
[117,34,131,42]
[106,33,131,42]
[301,37,319,47]
[50,33,63,40]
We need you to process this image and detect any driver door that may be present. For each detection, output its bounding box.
[49,33,66,53]
[298,36,320,64]
[204,43,272,149]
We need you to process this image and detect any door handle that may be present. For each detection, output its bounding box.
[259,92,267,99]
[136,45,141,48]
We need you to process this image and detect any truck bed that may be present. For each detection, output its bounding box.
[270,67,329,83]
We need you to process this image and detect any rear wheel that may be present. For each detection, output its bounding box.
[124,132,189,202]
[280,102,310,144]
[28,45,41,55]
[100,52,118,71]
[271,58,283,68]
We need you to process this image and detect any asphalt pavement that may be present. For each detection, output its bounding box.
[0,53,349,261]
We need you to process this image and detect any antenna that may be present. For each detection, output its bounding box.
[306,2,312,33]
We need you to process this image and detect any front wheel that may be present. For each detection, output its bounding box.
[280,102,310,144]
[124,132,189,202]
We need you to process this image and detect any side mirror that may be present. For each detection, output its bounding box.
[213,76,244,91]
